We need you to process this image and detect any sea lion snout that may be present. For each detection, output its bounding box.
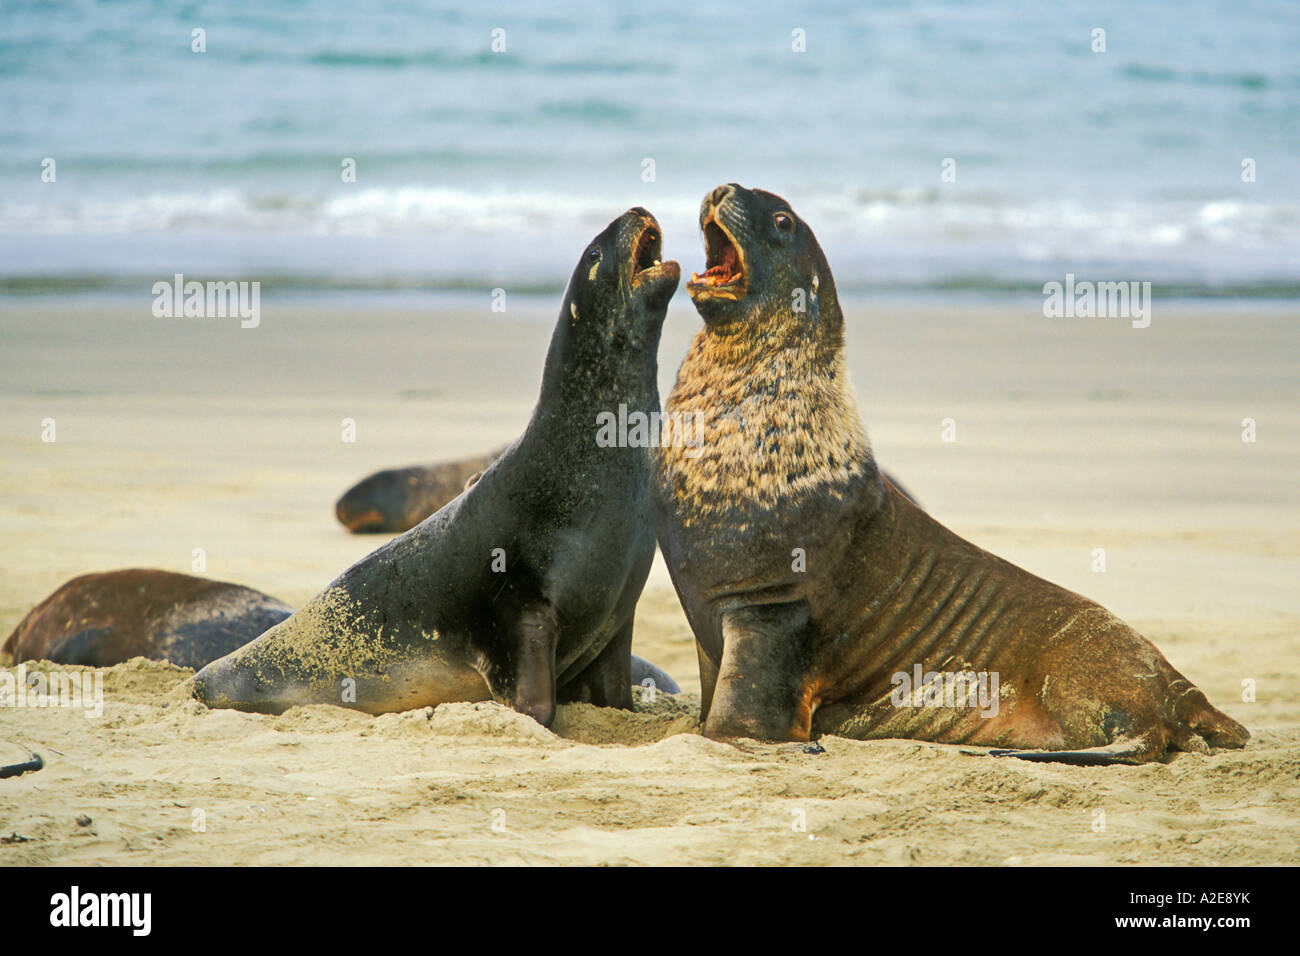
[702,183,738,215]
[335,469,413,533]
[192,654,289,715]
[191,657,238,708]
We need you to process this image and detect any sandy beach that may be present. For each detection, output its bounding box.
[1,298,1296,865]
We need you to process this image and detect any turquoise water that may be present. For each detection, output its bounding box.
[1,0,1297,295]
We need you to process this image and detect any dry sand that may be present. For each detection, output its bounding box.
[0,299,1296,865]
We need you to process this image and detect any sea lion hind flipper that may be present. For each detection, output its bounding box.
[987,734,1159,766]
[629,653,681,696]
[0,747,43,779]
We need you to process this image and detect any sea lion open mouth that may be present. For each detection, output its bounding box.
[626,213,680,308]
[633,223,660,277]
[629,218,677,291]
[688,215,747,300]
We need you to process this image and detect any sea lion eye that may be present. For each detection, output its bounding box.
[587,246,601,263]
[774,213,794,233]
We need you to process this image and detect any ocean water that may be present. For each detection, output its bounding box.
[1,0,1297,296]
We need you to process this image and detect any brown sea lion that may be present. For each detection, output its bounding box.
[2,569,294,670]
[194,209,681,722]
[651,183,1249,765]
[335,449,507,534]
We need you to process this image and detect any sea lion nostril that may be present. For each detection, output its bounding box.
[708,184,735,207]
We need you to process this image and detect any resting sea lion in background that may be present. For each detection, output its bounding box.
[2,569,293,670]
[651,183,1249,765]
[336,449,507,534]
[194,209,681,722]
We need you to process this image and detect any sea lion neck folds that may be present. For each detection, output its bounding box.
[652,183,1248,764]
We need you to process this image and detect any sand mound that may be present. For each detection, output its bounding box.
[551,690,700,745]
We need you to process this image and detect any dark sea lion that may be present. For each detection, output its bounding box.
[651,183,1249,765]
[336,449,507,534]
[2,569,293,670]
[194,209,681,723]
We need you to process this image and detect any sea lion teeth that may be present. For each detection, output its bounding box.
[194,209,682,721]
[653,182,1249,765]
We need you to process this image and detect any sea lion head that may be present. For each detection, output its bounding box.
[561,207,681,354]
[334,466,425,533]
[687,183,839,339]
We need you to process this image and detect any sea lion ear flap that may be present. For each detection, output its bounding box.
[807,272,821,329]
[810,268,845,336]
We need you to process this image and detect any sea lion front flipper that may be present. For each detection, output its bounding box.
[704,602,816,741]
[507,601,560,728]
[696,641,720,723]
